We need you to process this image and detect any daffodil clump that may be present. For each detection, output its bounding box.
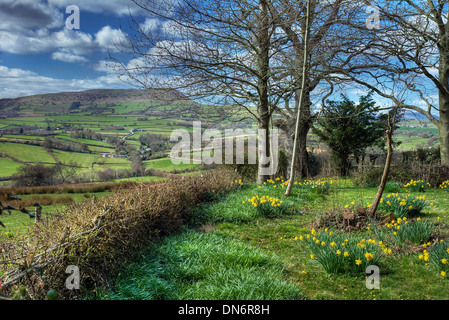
[261,177,332,195]
[295,178,332,195]
[386,217,434,246]
[299,228,391,274]
[343,201,364,209]
[246,195,287,218]
[418,240,449,278]
[404,179,431,193]
[230,179,244,188]
[378,193,430,218]
[262,177,288,189]
[440,180,449,192]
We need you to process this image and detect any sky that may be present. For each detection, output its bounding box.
[0,0,152,99]
[0,0,439,120]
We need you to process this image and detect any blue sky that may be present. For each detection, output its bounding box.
[0,0,151,99]
[0,0,439,120]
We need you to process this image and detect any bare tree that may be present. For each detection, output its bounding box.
[267,0,366,179]
[284,0,311,196]
[339,0,449,166]
[54,160,80,184]
[368,107,402,216]
[111,0,292,183]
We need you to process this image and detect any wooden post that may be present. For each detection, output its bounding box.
[35,204,42,223]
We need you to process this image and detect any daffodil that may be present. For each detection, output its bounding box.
[365,252,374,261]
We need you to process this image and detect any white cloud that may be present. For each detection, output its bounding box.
[48,0,144,17]
[0,25,131,63]
[0,0,63,32]
[51,51,89,63]
[0,65,129,99]
[94,60,123,73]
[0,1,132,61]
[95,26,128,52]
[139,18,162,33]
[0,28,95,55]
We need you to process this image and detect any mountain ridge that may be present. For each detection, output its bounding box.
[0,88,188,109]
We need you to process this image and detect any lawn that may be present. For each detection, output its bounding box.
[100,177,449,300]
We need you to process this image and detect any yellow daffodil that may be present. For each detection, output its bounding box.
[365,252,374,261]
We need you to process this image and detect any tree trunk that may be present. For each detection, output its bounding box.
[256,0,272,184]
[368,109,397,216]
[275,103,312,180]
[439,91,449,167]
[258,116,272,184]
[439,47,449,167]
[296,116,311,178]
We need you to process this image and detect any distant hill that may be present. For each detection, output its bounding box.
[0,88,188,110]
[402,110,439,121]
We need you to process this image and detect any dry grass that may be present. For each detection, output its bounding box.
[0,168,239,299]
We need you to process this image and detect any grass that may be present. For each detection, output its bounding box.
[98,231,304,300]
[0,142,56,164]
[111,176,167,183]
[0,191,112,234]
[98,176,449,301]
[53,134,113,147]
[0,157,23,177]
[211,182,449,300]
[143,157,199,172]
[52,150,99,172]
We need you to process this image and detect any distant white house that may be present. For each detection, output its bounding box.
[102,153,116,158]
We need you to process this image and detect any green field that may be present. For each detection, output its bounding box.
[144,157,199,172]
[52,150,99,169]
[112,176,167,183]
[0,142,56,164]
[0,157,23,177]
[54,134,113,147]
[0,191,112,234]
[0,99,441,182]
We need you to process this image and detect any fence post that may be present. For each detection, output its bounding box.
[34,203,42,223]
